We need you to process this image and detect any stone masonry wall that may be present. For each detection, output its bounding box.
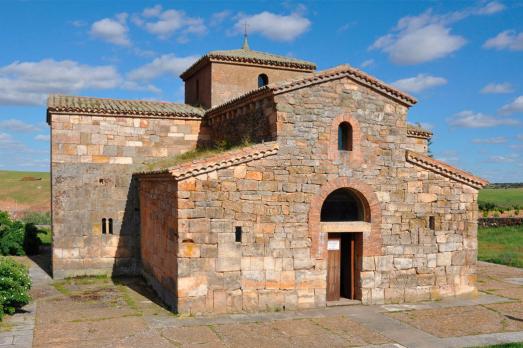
[206,97,277,146]
[50,114,207,278]
[165,76,479,314]
[184,63,212,109]
[211,62,311,107]
[139,177,179,308]
[405,136,428,154]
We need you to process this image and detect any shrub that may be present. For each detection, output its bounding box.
[0,257,31,320]
[493,212,500,218]
[0,211,41,256]
[479,202,497,212]
[482,210,489,218]
[515,210,520,216]
[0,213,25,256]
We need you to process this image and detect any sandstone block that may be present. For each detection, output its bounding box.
[216,257,241,272]
[178,275,208,297]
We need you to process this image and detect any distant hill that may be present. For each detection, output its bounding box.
[0,170,50,217]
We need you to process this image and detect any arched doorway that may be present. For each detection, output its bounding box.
[321,188,368,302]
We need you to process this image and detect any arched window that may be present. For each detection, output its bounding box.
[321,188,365,221]
[258,73,269,87]
[338,122,353,151]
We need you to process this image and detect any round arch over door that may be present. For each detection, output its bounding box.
[308,177,382,260]
[320,188,368,222]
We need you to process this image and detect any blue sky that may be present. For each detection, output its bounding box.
[0,1,522,182]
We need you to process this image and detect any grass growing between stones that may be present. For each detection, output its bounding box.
[478,225,523,268]
[142,140,252,171]
[478,343,523,348]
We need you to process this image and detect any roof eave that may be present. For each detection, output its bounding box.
[406,150,489,189]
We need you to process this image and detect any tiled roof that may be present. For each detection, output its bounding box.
[206,64,417,117]
[140,142,279,180]
[180,48,316,80]
[406,150,488,189]
[407,124,433,139]
[47,95,205,119]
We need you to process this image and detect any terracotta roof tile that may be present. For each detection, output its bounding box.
[206,64,417,117]
[180,48,316,80]
[47,95,204,119]
[407,124,433,139]
[406,150,488,189]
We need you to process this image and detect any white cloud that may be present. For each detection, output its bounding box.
[128,54,199,81]
[0,59,120,106]
[234,11,311,42]
[370,3,503,65]
[34,134,50,141]
[447,110,520,128]
[370,10,466,65]
[499,96,523,115]
[360,59,374,68]
[517,134,523,141]
[69,20,86,28]
[90,13,131,46]
[472,136,508,144]
[481,82,514,94]
[210,10,231,27]
[486,154,520,163]
[0,133,13,144]
[483,30,523,51]
[475,1,506,15]
[391,74,447,93]
[0,119,41,133]
[337,21,357,33]
[436,150,459,163]
[134,5,206,41]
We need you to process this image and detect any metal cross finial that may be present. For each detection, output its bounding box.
[242,22,250,50]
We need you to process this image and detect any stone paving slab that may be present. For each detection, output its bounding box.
[381,292,510,312]
[2,256,522,348]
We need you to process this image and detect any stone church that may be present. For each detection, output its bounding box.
[47,38,488,314]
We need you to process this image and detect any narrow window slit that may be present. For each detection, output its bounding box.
[102,218,107,234]
[235,226,242,243]
[108,218,113,235]
[429,216,435,230]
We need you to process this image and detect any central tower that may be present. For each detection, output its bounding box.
[180,38,316,109]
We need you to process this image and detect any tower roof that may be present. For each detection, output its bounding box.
[180,46,316,80]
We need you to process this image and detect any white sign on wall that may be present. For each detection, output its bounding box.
[327,239,340,250]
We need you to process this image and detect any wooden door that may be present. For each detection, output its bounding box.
[327,234,341,301]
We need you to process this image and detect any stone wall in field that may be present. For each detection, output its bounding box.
[478,218,523,227]
[50,113,208,278]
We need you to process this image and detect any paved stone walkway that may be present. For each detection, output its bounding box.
[1,258,522,347]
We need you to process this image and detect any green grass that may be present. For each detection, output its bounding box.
[479,188,523,210]
[477,343,523,348]
[478,225,523,268]
[0,170,50,211]
[37,227,52,246]
[142,141,251,171]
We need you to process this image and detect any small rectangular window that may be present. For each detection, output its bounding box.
[429,216,435,230]
[108,218,114,235]
[102,218,107,234]
[235,226,242,243]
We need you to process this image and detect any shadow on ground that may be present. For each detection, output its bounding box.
[27,246,52,277]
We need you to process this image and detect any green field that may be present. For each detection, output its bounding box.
[478,225,523,268]
[0,170,50,212]
[478,188,523,210]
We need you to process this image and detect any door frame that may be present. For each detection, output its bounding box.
[326,232,363,301]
